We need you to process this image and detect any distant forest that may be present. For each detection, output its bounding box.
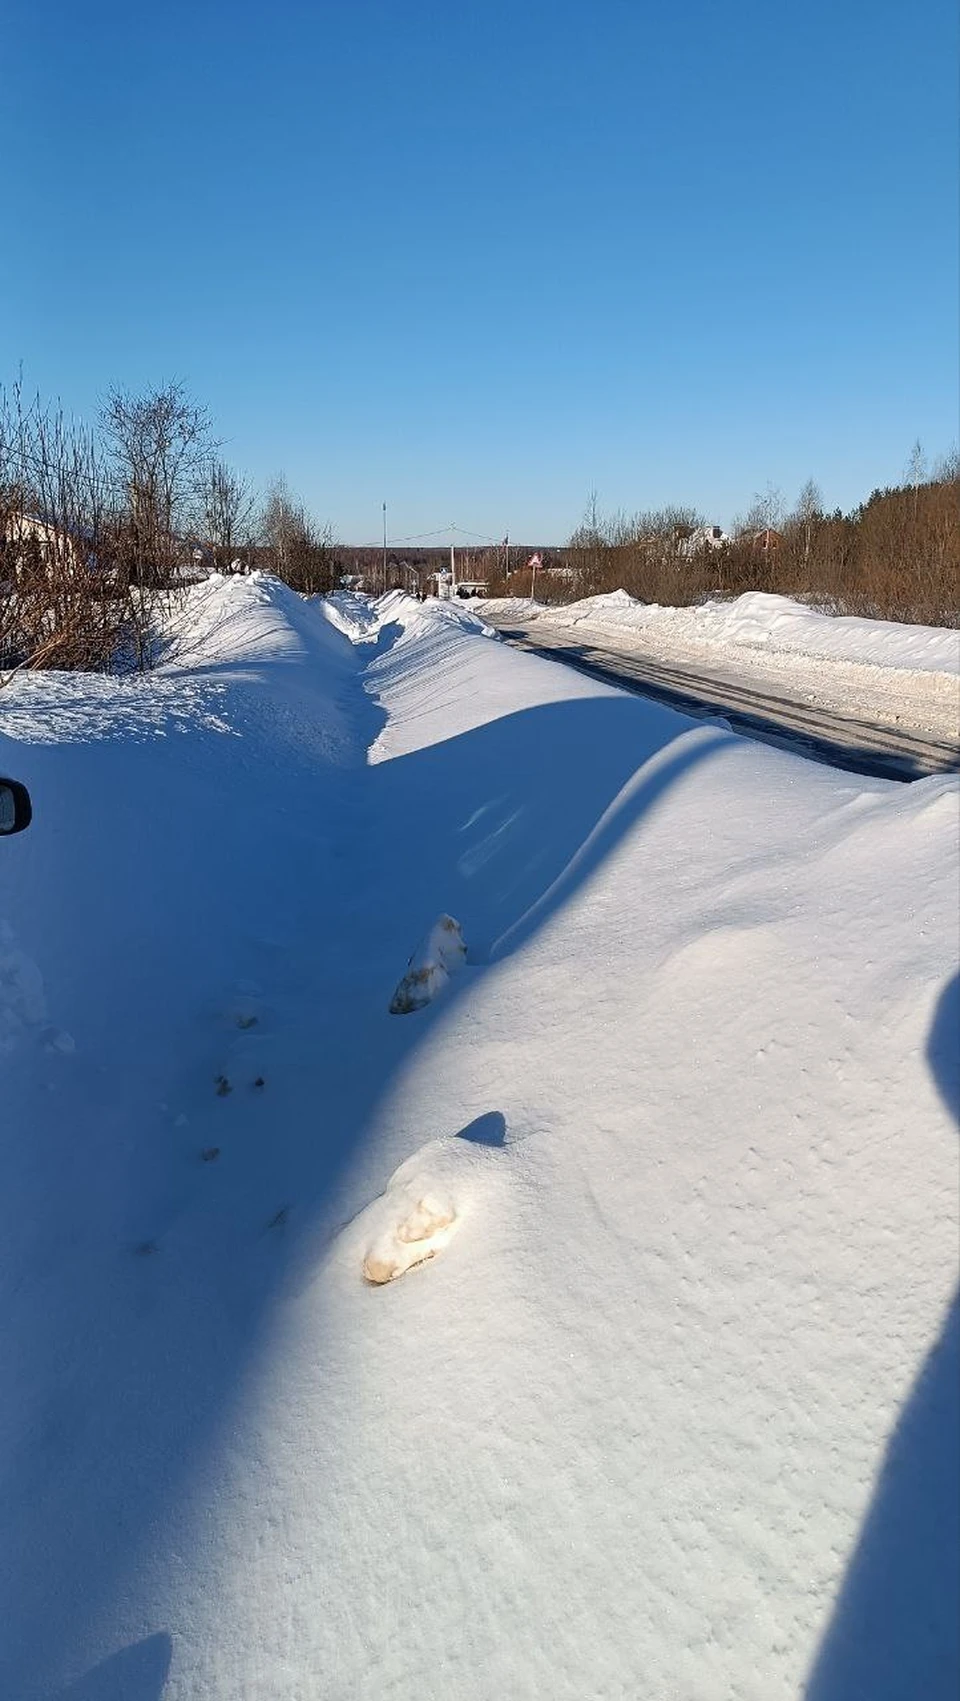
[348,464,960,630]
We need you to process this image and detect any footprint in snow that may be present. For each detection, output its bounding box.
[211,985,273,1093]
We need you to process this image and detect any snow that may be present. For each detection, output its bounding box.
[483,588,960,673]
[703,590,959,672]
[389,913,468,1014]
[0,576,956,1699]
[479,590,960,739]
[357,1145,466,1284]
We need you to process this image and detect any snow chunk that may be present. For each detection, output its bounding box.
[389,914,467,1014]
[362,1189,459,1284]
[353,1128,499,1283]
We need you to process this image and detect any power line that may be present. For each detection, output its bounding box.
[375,522,507,546]
[389,526,453,544]
[449,524,504,542]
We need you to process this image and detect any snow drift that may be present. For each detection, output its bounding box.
[0,575,956,1701]
[482,587,960,674]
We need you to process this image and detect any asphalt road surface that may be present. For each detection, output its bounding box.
[489,618,960,784]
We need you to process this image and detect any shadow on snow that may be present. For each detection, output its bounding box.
[52,1635,172,1701]
[0,638,724,1697]
[805,971,959,1699]
[10,606,954,1698]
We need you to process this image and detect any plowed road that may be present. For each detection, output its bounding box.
[488,618,960,784]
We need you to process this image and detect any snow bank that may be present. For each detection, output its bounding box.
[1,574,956,1701]
[376,589,495,638]
[711,590,960,672]
[545,588,960,674]
[320,588,380,640]
[161,569,355,669]
[319,587,495,645]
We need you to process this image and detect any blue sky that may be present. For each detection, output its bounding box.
[4,0,957,542]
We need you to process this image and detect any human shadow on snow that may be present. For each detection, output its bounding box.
[805,971,959,1699]
[0,647,731,1697]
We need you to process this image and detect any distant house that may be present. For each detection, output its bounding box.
[2,511,85,581]
[678,524,728,557]
[427,570,490,599]
[174,542,214,581]
[340,573,366,591]
[745,528,783,552]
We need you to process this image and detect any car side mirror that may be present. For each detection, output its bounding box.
[0,779,32,835]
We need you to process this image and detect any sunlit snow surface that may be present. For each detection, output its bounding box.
[0,576,956,1700]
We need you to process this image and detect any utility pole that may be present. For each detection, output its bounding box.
[449,535,456,599]
[382,502,387,592]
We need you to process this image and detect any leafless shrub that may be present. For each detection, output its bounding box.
[489,468,959,627]
[0,385,133,677]
[259,477,339,595]
[99,383,219,665]
[0,379,263,681]
[101,382,213,585]
[846,474,959,624]
[196,459,256,571]
[492,496,716,607]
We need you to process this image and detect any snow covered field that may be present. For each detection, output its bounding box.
[479,591,960,740]
[0,576,957,1700]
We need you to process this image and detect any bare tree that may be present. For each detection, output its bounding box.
[932,446,959,483]
[0,384,131,675]
[792,477,823,564]
[101,382,213,587]
[904,438,927,490]
[738,483,785,537]
[260,477,302,581]
[552,493,715,606]
[260,477,338,595]
[904,438,927,521]
[196,460,256,570]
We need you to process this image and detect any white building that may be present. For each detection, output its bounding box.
[678,524,728,557]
